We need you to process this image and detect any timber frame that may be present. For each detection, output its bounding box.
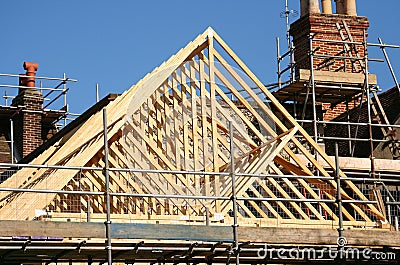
[0,27,386,227]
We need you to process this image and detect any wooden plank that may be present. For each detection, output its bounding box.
[241,192,270,219]
[171,72,182,169]
[162,82,175,169]
[179,66,191,173]
[0,220,398,247]
[122,128,206,217]
[298,69,377,85]
[189,61,200,189]
[239,226,400,247]
[0,220,104,238]
[208,33,221,212]
[199,56,210,190]
[0,220,231,242]
[112,223,233,242]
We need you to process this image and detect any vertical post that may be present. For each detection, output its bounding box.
[10,119,14,164]
[335,142,345,257]
[378,38,400,95]
[387,196,392,225]
[229,121,239,265]
[284,0,291,51]
[63,73,68,127]
[283,0,296,83]
[96,83,100,103]
[87,196,91,223]
[208,31,221,212]
[277,37,282,90]
[395,216,399,231]
[364,30,375,179]
[309,34,319,146]
[205,207,210,226]
[102,109,112,265]
[346,99,352,154]
[290,41,296,83]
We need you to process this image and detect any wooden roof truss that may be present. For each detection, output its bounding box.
[0,28,385,227]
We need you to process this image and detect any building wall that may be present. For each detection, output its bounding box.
[11,90,44,159]
[322,98,364,121]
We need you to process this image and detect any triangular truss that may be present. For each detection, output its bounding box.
[0,28,385,226]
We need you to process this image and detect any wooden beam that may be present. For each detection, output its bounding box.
[239,226,400,247]
[0,221,399,247]
[298,69,377,85]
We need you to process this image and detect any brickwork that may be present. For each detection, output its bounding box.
[290,13,369,73]
[289,13,370,123]
[11,90,43,158]
[0,129,11,164]
[322,98,365,121]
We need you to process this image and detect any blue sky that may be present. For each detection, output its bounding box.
[1,0,399,115]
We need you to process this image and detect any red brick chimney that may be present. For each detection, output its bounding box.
[290,0,369,121]
[12,62,44,158]
[290,0,369,74]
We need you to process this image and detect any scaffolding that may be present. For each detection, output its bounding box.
[0,153,399,264]
[273,21,400,177]
[0,72,77,163]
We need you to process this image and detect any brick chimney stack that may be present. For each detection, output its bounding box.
[12,62,44,158]
[291,0,368,73]
[289,0,369,122]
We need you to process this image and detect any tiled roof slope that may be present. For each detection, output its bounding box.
[324,87,400,158]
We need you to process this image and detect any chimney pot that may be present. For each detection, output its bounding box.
[309,0,321,14]
[300,0,309,16]
[335,0,345,14]
[321,0,333,14]
[300,0,321,16]
[22,62,39,88]
[344,0,357,16]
